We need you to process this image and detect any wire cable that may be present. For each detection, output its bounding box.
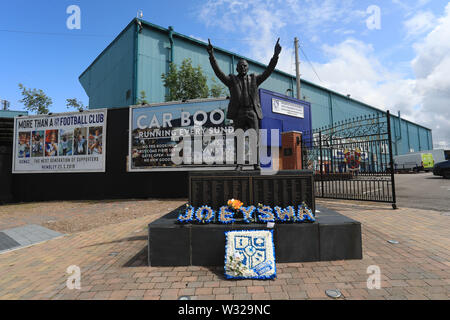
[0,29,113,38]
[299,43,322,83]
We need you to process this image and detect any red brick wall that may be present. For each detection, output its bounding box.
[281,131,302,170]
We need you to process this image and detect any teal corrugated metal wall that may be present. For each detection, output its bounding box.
[390,116,432,155]
[137,27,170,103]
[301,85,332,128]
[79,23,136,109]
[0,110,28,118]
[79,18,433,156]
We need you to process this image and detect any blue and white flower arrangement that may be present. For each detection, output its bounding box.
[179,202,315,224]
[194,205,215,224]
[177,204,194,224]
[297,202,315,222]
[274,206,296,222]
[224,229,276,280]
[218,206,235,224]
[238,205,256,223]
[256,205,275,223]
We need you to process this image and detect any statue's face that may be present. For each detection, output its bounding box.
[237,60,248,76]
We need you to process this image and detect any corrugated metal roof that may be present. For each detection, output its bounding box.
[0,110,28,119]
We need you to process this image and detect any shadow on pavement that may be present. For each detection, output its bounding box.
[79,235,147,249]
[123,246,148,267]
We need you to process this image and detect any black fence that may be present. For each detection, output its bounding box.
[302,111,396,208]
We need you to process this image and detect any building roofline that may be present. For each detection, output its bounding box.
[130,96,229,110]
[79,18,431,132]
[79,19,137,80]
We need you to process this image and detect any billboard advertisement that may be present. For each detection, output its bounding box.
[13,110,107,173]
[129,99,236,171]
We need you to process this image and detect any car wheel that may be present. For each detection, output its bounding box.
[444,171,450,179]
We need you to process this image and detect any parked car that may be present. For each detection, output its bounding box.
[433,160,450,179]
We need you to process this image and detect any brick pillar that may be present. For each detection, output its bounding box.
[281,131,302,170]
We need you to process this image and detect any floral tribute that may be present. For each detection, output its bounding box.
[194,205,215,224]
[177,201,315,225]
[297,202,315,222]
[227,199,243,210]
[224,230,276,280]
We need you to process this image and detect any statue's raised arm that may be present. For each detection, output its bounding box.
[256,38,282,86]
[207,39,231,87]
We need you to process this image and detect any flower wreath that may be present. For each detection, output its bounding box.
[177,201,315,224]
[224,229,276,280]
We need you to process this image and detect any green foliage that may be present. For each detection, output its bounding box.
[66,98,85,112]
[161,58,209,102]
[210,78,228,98]
[18,83,52,115]
[137,91,149,105]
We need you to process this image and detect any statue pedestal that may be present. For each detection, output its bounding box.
[188,170,315,213]
[147,205,362,266]
[147,170,362,267]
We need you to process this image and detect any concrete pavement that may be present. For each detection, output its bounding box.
[395,173,450,212]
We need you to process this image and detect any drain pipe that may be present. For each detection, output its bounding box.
[133,19,141,105]
[168,26,174,64]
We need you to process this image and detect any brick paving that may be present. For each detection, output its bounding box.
[0,199,186,233]
[0,199,448,300]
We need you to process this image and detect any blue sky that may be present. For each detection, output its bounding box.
[1,0,449,148]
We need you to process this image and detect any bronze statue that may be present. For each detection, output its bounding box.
[207,38,282,170]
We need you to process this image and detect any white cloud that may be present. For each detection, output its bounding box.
[197,0,450,149]
[297,39,419,117]
[392,0,432,15]
[198,0,365,61]
[189,34,208,43]
[297,5,450,149]
[409,3,450,148]
[198,0,286,63]
[404,11,436,38]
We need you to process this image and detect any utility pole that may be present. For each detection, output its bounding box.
[294,37,301,100]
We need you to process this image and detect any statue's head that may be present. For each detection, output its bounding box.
[236,59,249,76]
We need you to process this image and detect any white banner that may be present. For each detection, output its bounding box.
[272,98,304,118]
[12,110,107,173]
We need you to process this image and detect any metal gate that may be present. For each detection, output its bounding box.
[302,111,396,208]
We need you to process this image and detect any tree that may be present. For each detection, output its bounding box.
[18,83,52,114]
[210,78,228,98]
[137,91,149,105]
[66,98,85,111]
[161,58,209,102]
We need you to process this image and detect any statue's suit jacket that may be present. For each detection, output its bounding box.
[209,54,279,121]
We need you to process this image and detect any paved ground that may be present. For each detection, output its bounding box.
[0,199,448,300]
[0,199,186,232]
[395,172,450,212]
[0,224,63,254]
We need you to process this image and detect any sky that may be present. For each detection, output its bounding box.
[1,0,449,149]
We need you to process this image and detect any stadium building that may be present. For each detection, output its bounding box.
[79,18,432,156]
